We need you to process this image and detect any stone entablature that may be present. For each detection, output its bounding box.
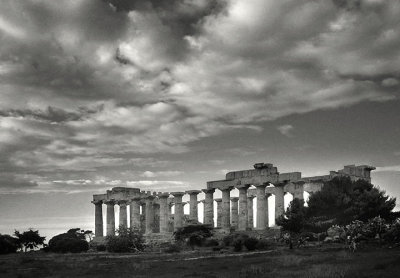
[91,163,375,237]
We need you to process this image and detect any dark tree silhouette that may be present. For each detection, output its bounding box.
[307,177,396,225]
[14,229,45,252]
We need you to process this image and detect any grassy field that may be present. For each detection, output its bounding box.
[1,246,399,278]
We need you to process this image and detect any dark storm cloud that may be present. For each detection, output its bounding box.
[1,0,400,194]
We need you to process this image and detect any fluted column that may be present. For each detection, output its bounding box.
[186,190,201,222]
[104,200,115,236]
[130,197,141,230]
[247,196,255,229]
[92,200,103,237]
[275,185,285,220]
[171,192,184,231]
[221,187,233,231]
[238,186,249,231]
[202,189,215,226]
[118,200,128,228]
[293,182,304,201]
[256,183,268,230]
[215,198,222,227]
[145,196,155,233]
[230,197,239,229]
[159,193,170,233]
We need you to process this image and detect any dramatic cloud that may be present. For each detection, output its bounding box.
[277,125,294,137]
[1,0,400,193]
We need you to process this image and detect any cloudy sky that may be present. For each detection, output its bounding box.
[1,0,400,238]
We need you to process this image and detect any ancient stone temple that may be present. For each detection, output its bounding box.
[92,163,375,238]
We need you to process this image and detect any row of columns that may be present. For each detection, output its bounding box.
[93,184,289,237]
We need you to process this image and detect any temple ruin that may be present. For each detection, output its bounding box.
[92,163,375,237]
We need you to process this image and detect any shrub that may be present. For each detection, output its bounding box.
[0,234,19,254]
[48,228,89,253]
[244,237,258,251]
[174,224,213,249]
[203,238,219,247]
[163,243,182,253]
[96,244,106,251]
[106,226,144,253]
[233,238,243,252]
[222,234,234,246]
[256,239,270,250]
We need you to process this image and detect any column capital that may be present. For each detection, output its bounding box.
[236,184,251,190]
[186,190,201,195]
[158,193,170,199]
[214,198,222,203]
[202,188,215,194]
[171,191,185,197]
[254,183,268,189]
[145,195,155,201]
[91,200,103,205]
[104,200,115,206]
[247,195,255,200]
[198,200,204,204]
[230,197,239,202]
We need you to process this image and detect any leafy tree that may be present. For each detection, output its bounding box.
[276,198,307,249]
[0,234,20,254]
[276,198,307,234]
[106,225,144,253]
[48,228,90,253]
[307,177,396,225]
[14,229,45,252]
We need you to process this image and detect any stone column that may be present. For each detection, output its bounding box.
[171,192,184,231]
[145,196,155,233]
[238,186,249,231]
[118,200,128,228]
[202,189,215,226]
[104,200,115,236]
[293,182,304,201]
[265,193,271,228]
[247,196,255,229]
[215,198,222,227]
[140,203,146,234]
[230,197,239,229]
[221,187,233,231]
[130,197,141,230]
[168,201,173,232]
[256,183,268,230]
[186,190,201,222]
[92,200,103,237]
[275,185,285,220]
[159,193,170,233]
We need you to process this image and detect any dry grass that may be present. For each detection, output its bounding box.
[0,246,399,278]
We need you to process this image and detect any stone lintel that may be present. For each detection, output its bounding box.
[103,199,115,205]
[236,184,251,189]
[207,179,236,190]
[186,190,202,195]
[202,188,215,194]
[144,195,155,200]
[93,194,107,202]
[91,200,103,205]
[278,172,302,183]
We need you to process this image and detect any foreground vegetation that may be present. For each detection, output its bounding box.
[0,245,399,278]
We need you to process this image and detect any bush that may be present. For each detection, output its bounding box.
[255,239,270,250]
[48,228,89,253]
[203,238,219,247]
[106,226,144,253]
[0,234,19,254]
[163,243,182,253]
[174,224,213,249]
[233,238,243,252]
[244,237,258,251]
[96,244,106,251]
